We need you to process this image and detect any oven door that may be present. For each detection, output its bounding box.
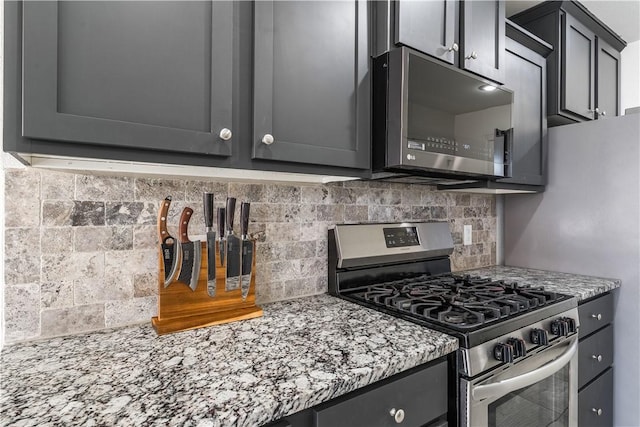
[461,336,578,427]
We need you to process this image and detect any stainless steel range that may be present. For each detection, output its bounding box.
[328,222,579,427]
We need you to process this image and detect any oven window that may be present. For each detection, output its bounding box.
[488,365,570,427]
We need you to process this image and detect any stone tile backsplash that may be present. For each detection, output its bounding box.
[3,168,497,343]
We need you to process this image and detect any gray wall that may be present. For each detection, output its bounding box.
[504,114,640,427]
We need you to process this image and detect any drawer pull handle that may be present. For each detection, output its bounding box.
[592,408,603,416]
[592,354,603,362]
[389,408,405,424]
[591,313,602,320]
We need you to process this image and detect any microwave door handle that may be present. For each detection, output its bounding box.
[471,338,578,402]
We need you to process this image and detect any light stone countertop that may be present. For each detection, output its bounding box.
[463,265,621,301]
[0,294,459,427]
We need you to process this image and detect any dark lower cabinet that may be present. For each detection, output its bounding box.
[265,357,450,427]
[252,0,370,169]
[511,1,625,127]
[21,1,234,157]
[577,293,615,427]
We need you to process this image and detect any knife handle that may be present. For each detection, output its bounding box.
[240,202,250,238]
[217,207,226,238]
[226,197,236,233]
[179,207,194,244]
[158,196,172,240]
[203,192,215,229]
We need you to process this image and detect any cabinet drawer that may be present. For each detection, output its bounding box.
[579,293,613,338]
[578,324,613,389]
[313,360,448,427]
[578,367,613,427]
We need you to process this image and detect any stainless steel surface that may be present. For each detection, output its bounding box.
[189,243,202,291]
[262,134,274,145]
[332,222,453,269]
[471,338,577,401]
[460,307,579,377]
[396,147,508,178]
[461,336,578,427]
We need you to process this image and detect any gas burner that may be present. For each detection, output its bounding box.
[349,273,565,330]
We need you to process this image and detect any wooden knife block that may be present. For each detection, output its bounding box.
[151,240,262,335]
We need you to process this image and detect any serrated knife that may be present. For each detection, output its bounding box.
[157,196,180,287]
[203,192,216,297]
[177,207,201,291]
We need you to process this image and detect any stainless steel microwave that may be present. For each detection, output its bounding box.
[372,47,513,181]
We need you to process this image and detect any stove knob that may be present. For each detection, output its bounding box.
[506,337,527,358]
[551,318,569,337]
[563,317,578,334]
[493,342,514,363]
[530,328,549,346]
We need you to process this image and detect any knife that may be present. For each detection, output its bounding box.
[203,192,216,297]
[176,207,201,291]
[217,207,226,268]
[240,202,252,300]
[157,196,180,287]
[225,197,241,291]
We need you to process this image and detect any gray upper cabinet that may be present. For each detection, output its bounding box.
[460,0,506,84]
[395,0,458,65]
[511,1,625,127]
[252,1,370,170]
[375,0,505,84]
[21,1,234,157]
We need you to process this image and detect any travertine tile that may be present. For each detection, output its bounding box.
[185,180,228,202]
[300,258,326,278]
[71,201,105,226]
[134,178,186,201]
[300,186,329,204]
[41,304,105,337]
[41,227,74,254]
[282,241,316,260]
[270,260,302,280]
[41,171,74,200]
[42,252,104,282]
[344,205,368,223]
[228,183,267,203]
[74,276,135,305]
[74,226,132,252]
[5,169,40,201]
[104,297,157,327]
[42,200,74,226]
[4,197,40,227]
[316,204,344,222]
[368,188,402,205]
[4,284,40,342]
[105,202,155,225]
[266,184,300,203]
[104,250,156,276]
[75,175,134,201]
[133,225,157,249]
[266,223,301,242]
[133,273,158,297]
[4,228,41,285]
[300,222,328,241]
[41,281,74,309]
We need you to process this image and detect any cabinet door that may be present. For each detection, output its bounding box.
[253,1,370,169]
[460,0,505,84]
[561,12,596,121]
[499,38,547,186]
[395,0,458,65]
[22,1,233,156]
[596,38,621,119]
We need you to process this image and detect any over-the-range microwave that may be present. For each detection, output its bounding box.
[372,47,514,183]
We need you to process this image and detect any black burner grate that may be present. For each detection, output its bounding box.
[349,274,563,330]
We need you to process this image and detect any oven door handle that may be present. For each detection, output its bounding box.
[472,338,578,401]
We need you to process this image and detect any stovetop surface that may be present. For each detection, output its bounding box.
[342,273,576,347]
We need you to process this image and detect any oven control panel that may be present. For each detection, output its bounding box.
[383,227,420,248]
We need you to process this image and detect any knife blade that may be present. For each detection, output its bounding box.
[157,196,180,287]
[240,202,252,300]
[217,207,226,268]
[204,192,216,297]
[176,207,201,291]
[225,197,241,291]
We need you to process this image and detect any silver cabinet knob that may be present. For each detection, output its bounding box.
[389,408,405,424]
[592,354,603,362]
[465,51,478,60]
[262,134,275,145]
[219,128,232,141]
[448,42,459,52]
[591,313,602,320]
[592,408,603,416]
[588,108,600,115]
[600,110,607,116]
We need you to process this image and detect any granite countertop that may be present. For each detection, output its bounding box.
[0,294,458,427]
[463,265,621,301]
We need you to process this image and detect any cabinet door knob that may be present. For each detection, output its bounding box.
[262,134,275,145]
[465,51,478,60]
[448,42,459,52]
[592,408,603,416]
[600,110,607,116]
[219,128,232,141]
[389,408,405,423]
[591,313,602,320]
[592,354,603,362]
